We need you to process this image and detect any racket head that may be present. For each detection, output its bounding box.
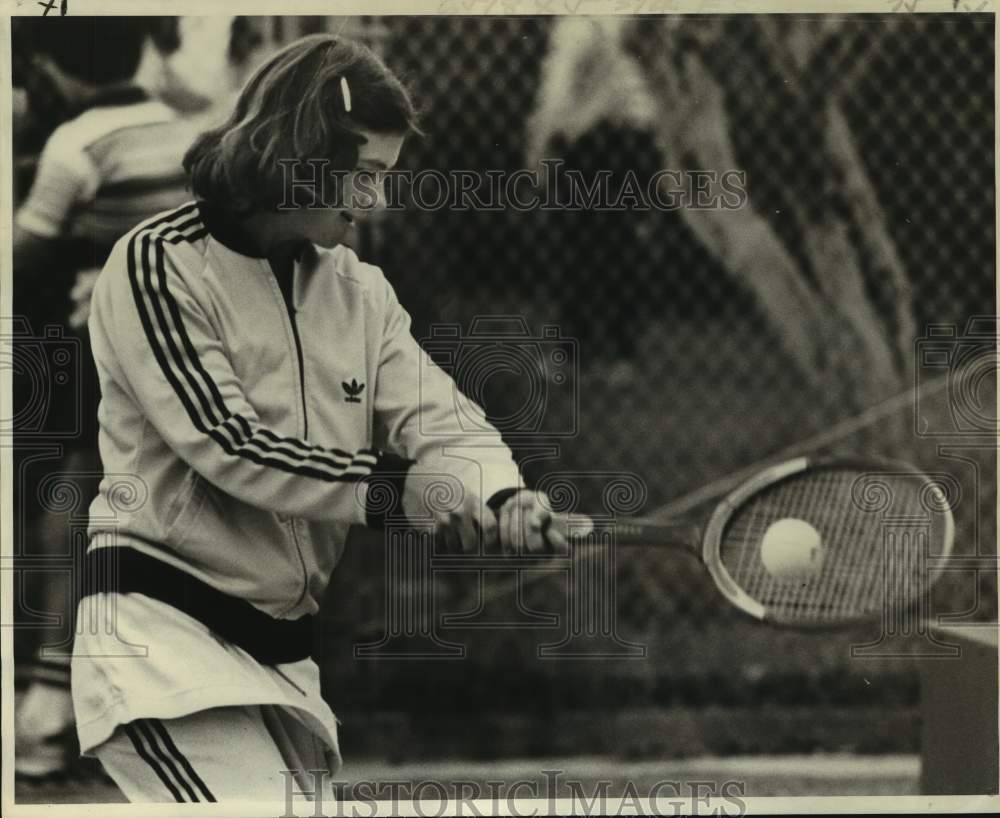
[701,456,956,629]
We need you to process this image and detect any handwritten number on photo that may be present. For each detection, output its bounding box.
[37,0,68,15]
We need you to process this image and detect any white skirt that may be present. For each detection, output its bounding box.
[71,591,341,773]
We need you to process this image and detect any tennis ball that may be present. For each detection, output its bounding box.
[760,518,824,582]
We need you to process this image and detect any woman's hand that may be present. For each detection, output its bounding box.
[401,471,569,555]
[401,468,497,554]
[496,490,568,554]
[432,490,498,555]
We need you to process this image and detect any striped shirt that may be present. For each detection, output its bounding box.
[16,86,194,258]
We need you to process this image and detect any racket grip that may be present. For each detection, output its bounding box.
[565,515,701,548]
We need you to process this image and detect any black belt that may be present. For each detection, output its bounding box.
[80,547,314,665]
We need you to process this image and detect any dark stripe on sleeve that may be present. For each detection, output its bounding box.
[154,232,231,424]
[143,231,225,430]
[126,222,235,456]
[241,423,356,471]
[150,233,361,476]
[257,427,362,462]
[127,212,385,485]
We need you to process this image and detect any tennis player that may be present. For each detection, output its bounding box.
[72,34,566,803]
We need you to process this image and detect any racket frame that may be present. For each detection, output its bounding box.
[698,455,956,628]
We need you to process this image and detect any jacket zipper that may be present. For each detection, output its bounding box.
[288,308,309,439]
[273,260,309,439]
[269,257,312,616]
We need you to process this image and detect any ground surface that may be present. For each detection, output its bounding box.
[15,753,920,804]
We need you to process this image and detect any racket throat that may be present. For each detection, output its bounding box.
[612,519,702,549]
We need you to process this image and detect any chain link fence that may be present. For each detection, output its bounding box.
[312,13,996,757]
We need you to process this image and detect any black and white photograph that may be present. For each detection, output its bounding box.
[1,2,997,814]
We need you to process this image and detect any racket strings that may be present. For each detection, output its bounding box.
[783,469,835,615]
[718,468,940,624]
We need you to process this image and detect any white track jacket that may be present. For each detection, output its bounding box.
[86,201,523,620]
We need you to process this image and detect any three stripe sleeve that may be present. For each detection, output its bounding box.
[95,212,410,525]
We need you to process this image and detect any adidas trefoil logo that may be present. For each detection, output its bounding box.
[342,378,365,403]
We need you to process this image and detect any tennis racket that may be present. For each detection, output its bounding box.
[562,456,955,628]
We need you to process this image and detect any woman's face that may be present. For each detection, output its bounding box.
[281,129,405,249]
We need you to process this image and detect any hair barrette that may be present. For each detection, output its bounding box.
[340,76,352,113]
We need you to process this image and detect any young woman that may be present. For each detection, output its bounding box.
[73,34,566,804]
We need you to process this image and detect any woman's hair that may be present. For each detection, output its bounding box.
[183,34,421,212]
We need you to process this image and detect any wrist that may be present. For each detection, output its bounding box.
[486,486,532,516]
[361,452,415,529]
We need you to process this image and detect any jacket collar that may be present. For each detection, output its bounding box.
[197,200,268,259]
[196,200,311,265]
